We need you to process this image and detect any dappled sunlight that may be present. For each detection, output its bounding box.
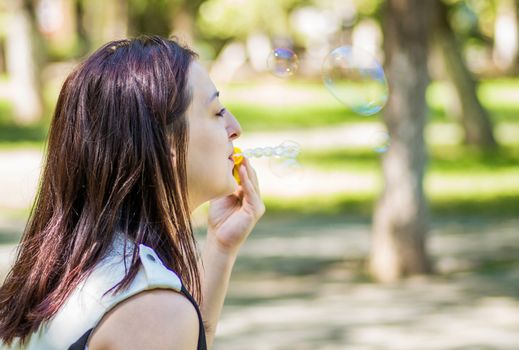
[206,216,519,349]
[217,277,519,349]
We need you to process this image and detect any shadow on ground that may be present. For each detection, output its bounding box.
[1,213,518,349]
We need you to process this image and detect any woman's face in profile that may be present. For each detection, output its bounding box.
[185,61,242,210]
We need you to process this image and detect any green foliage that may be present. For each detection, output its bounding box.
[128,0,181,36]
[447,0,496,42]
[351,0,384,16]
[197,0,304,40]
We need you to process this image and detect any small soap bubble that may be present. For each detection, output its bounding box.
[263,147,273,157]
[269,157,304,181]
[282,142,301,158]
[267,48,299,78]
[274,145,284,157]
[253,148,264,157]
[371,131,391,153]
[268,140,304,182]
[322,46,388,116]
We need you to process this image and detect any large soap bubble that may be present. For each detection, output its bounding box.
[322,46,388,116]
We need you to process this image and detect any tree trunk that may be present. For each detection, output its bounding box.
[170,0,206,47]
[83,0,127,49]
[370,0,432,282]
[433,0,497,149]
[5,0,43,124]
[128,0,172,37]
[75,0,91,54]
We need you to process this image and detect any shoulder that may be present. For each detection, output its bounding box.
[87,288,199,350]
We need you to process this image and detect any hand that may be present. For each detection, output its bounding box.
[207,157,265,256]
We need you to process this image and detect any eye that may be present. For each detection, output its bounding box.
[215,108,227,117]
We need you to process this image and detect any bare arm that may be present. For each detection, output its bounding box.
[200,157,265,348]
[199,236,237,348]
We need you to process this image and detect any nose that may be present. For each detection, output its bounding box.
[226,109,242,140]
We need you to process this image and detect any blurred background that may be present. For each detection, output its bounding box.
[0,0,518,349]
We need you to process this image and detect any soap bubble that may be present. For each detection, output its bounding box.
[269,157,304,180]
[370,131,391,153]
[267,48,299,78]
[268,140,304,181]
[322,46,388,116]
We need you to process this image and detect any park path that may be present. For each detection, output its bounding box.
[210,216,519,350]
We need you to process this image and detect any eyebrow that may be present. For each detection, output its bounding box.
[207,91,220,105]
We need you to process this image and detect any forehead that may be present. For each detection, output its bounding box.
[188,61,217,105]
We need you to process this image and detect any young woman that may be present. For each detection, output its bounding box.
[0,35,265,349]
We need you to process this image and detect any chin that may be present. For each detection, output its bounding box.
[210,178,238,200]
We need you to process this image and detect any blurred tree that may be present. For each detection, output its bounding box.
[35,0,79,59]
[370,0,431,282]
[493,0,519,73]
[128,0,173,37]
[74,0,91,54]
[170,0,206,46]
[126,0,206,46]
[197,0,303,47]
[5,0,43,123]
[516,0,519,71]
[433,0,497,149]
[82,0,128,50]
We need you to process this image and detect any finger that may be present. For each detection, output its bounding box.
[239,163,265,216]
[239,163,260,202]
[238,163,253,192]
[242,157,260,195]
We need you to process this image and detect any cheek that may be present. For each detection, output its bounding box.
[187,123,229,180]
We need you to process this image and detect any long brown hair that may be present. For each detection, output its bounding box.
[0,35,201,346]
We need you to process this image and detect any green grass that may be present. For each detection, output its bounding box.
[427,78,519,123]
[300,145,519,173]
[226,102,367,130]
[267,143,519,218]
[221,78,519,130]
[263,192,519,219]
[0,99,50,147]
